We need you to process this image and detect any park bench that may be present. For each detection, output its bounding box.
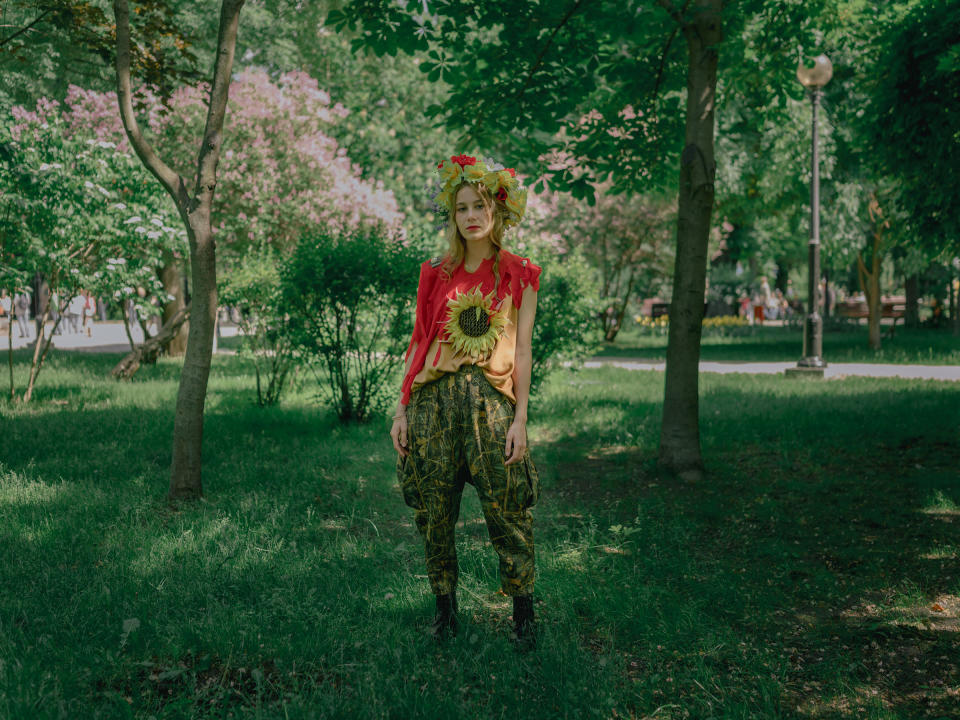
[836,299,905,337]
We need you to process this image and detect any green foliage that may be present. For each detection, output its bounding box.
[707,263,753,315]
[218,249,298,407]
[524,241,602,392]
[866,0,960,256]
[281,228,420,422]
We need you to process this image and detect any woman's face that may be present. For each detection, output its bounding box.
[454,184,493,242]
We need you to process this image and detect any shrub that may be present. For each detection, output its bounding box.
[523,242,603,391]
[219,249,298,406]
[281,227,419,423]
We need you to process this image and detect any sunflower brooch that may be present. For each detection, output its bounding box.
[444,287,508,358]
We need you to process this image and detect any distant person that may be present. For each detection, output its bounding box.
[391,154,540,644]
[753,291,765,325]
[82,290,95,337]
[69,293,85,334]
[0,289,10,323]
[14,291,31,338]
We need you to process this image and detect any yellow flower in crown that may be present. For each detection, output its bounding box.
[437,160,463,185]
[505,186,527,217]
[444,286,509,358]
[463,164,486,183]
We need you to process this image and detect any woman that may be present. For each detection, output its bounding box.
[390,154,541,642]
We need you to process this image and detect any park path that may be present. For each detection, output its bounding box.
[585,358,960,382]
[5,321,958,381]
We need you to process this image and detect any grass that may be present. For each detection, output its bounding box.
[1,348,959,719]
[594,324,960,365]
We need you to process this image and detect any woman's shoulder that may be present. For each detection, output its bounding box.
[499,249,541,301]
[418,255,447,277]
[499,249,539,272]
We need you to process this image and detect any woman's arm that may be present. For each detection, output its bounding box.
[391,341,418,456]
[505,285,537,466]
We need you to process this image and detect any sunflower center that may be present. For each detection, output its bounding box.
[458,305,490,337]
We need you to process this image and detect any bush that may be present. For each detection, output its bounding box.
[281,227,419,422]
[523,242,603,391]
[219,249,298,406]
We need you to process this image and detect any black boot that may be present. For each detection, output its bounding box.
[512,595,535,645]
[430,591,458,638]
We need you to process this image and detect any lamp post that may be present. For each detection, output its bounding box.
[789,53,833,377]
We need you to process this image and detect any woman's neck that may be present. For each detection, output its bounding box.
[463,238,495,270]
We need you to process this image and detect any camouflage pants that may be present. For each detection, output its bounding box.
[397,365,540,597]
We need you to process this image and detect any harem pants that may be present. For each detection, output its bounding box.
[397,365,540,597]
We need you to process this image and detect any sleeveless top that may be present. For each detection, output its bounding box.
[400,249,542,405]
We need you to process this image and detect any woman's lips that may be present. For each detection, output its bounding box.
[466,225,481,230]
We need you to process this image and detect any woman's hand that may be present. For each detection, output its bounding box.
[391,412,409,457]
[504,419,527,466]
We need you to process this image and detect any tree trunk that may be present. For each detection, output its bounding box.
[7,302,13,401]
[953,268,960,337]
[904,273,919,328]
[113,0,244,500]
[857,193,886,351]
[658,0,721,480]
[112,304,191,380]
[169,222,218,499]
[159,249,188,355]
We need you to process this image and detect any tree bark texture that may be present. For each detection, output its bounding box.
[114,0,244,500]
[904,273,919,328]
[658,0,721,479]
[159,250,188,356]
[112,305,191,380]
[857,193,886,352]
[950,275,960,337]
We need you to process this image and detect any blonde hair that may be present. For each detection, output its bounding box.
[441,182,507,295]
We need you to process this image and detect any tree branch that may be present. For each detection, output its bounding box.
[0,8,53,48]
[113,0,184,205]
[517,0,587,101]
[653,22,680,99]
[656,0,684,25]
[194,0,244,202]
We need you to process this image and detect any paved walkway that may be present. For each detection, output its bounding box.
[4,321,957,382]
[2,320,239,354]
[585,358,960,382]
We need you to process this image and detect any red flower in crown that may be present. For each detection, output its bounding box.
[451,154,477,167]
[437,160,444,168]
[506,168,516,177]
[496,187,508,202]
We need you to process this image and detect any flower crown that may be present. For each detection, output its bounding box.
[431,154,528,229]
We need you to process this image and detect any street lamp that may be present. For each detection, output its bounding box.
[789,53,833,377]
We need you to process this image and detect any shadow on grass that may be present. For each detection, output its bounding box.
[2,361,958,718]
[530,372,960,718]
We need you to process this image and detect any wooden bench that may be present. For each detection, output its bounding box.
[836,300,905,336]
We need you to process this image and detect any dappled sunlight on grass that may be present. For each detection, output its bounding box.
[2,354,959,717]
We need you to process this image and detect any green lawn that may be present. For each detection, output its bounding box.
[596,324,960,365]
[2,349,959,719]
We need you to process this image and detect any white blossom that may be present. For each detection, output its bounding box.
[135,226,147,234]
[146,231,161,239]
[39,163,51,172]
[113,203,127,210]
[124,216,142,224]
[84,181,94,189]
[150,218,164,227]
